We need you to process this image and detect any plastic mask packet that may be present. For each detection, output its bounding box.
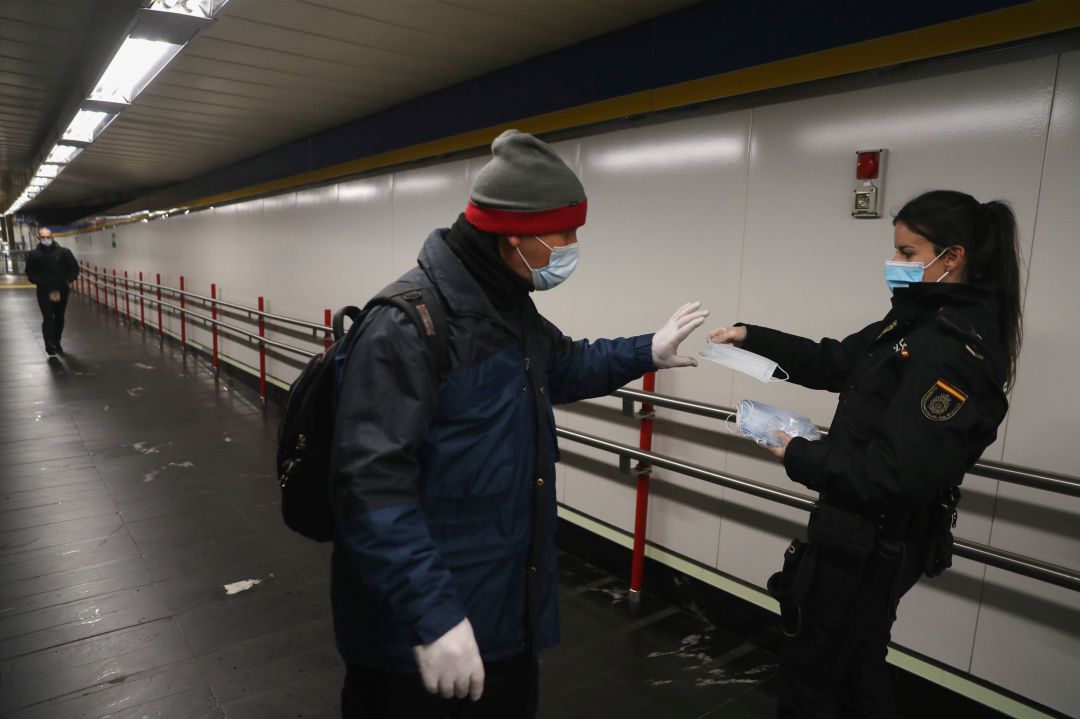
[733,399,821,448]
[699,341,789,383]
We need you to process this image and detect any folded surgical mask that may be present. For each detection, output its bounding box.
[732,399,821,448]
[699,341,789,383]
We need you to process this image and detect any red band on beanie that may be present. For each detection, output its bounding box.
[465,200,587,235]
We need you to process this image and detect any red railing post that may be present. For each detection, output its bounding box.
[156,273,163,337]
[139,271,145,328]
[211,283,219,369]
[123,271,131,322]
[94,266,100,304]
[179,276,186,349]
[258,296,267,400]
[324,308,332,349]
[629,371,657,599]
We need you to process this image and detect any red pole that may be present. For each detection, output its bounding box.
[324,308,332,349]
[211,283,219,369]
[139,271,145,328]
[123,271,131,322]
[179,275,186,349]
[629,371,657,595]
[156,273,163,337]
[258,296,267,400]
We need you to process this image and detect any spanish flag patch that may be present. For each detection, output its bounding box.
[921,378,968,422]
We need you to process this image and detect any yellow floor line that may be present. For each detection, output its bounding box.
[0,284,35,289]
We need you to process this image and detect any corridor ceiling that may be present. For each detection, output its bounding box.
[0,0,699,218]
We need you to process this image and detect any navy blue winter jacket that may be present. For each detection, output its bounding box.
[329,230,655,671]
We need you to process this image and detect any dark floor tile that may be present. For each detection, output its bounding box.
[6,659,209,719]
[1,618,192,713]
[0,585,171,660]
[220,671,342,719]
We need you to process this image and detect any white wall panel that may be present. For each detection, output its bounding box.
[390,161,471,278]
[556,114,752,562]
[967,51,1080,717]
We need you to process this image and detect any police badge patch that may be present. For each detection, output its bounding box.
[921,379,968,421]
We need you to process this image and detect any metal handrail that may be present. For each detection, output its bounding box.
[83,267,328,334]
[557,427,1080,593]
[76,272,1080,592]
[84,275,317,359]
[613,388,1080,499]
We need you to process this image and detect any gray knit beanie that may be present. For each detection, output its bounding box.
[465,129,587,234]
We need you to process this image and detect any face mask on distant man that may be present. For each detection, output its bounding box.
[517,235,579,291]
[40,237,53,246]
[884,248,949,291]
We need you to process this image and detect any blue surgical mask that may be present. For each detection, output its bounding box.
[884,248,948,291]
[517,235,579,291]
[40,238,53,246]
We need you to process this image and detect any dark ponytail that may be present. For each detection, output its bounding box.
[894,190,1023,384]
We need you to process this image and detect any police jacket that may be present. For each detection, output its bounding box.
[25,242,79,293]
[740,283,1008,520]
[329,230,655,671]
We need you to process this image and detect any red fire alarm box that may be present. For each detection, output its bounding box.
[852,148,887,218]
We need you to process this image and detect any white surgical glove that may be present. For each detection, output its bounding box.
[652,301,710,369]
[413,617,485,701]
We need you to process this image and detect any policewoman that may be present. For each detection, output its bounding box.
[708,190,1022,717]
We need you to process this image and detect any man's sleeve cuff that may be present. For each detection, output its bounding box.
[411,603,468,648]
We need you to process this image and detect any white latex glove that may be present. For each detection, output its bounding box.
[652,301,710,369]
[413,617,485,701]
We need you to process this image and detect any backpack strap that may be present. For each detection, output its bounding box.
[364,282,450,381]
[331,306,362,342]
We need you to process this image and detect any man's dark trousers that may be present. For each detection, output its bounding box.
[36,288,69,350]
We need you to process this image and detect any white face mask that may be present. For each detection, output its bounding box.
[699,341,790,383]
[884,248,949,290]
[516,235,579,291]
[40,237,54,246]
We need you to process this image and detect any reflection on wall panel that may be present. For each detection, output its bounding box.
[69,46,1079,716]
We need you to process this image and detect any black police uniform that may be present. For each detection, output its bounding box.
[25,241,80,353]
[739,282,1009,718]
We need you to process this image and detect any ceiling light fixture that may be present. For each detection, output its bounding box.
[90,37,184,105]
[44,143,84,164]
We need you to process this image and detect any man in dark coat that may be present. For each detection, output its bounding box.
[25,226,79,355]
[331,129,709,718]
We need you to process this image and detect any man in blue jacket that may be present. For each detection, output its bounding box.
[330,129,708,718]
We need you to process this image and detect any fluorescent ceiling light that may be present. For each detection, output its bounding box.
[45,143,83,164]
[36,164,62,179]
[62,109,117,143]
[29,177,51,188]
[90,36,183,105]
[149,0,230,19]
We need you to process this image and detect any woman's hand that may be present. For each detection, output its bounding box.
[767,431,792,461]
[706,326,746,347]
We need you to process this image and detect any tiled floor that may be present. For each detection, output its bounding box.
[0,285,782,718]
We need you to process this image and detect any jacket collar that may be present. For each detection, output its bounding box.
[891,282,999,342]
[418,228,534,329]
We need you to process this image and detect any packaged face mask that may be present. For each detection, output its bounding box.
[733,399,821,448]
[699,341,789,383]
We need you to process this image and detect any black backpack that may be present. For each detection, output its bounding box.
[276,283,449,542]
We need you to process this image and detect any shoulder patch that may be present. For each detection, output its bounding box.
[921,378,968,422]
[875,320,898,341]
